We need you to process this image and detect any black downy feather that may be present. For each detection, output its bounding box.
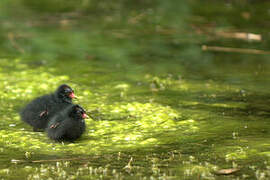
[46,104,86,142]
[20,84,76,131]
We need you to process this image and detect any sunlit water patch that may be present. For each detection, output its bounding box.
[0,59,199,156]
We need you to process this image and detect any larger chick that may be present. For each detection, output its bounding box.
[46,104,87,142]
[20,84,76,131]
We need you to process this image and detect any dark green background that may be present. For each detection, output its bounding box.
[0,1,270,179]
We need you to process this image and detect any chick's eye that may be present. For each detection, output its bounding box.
[64,89,71,93]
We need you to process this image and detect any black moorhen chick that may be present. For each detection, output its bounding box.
[46,104,87,142]
[20,84,76,131]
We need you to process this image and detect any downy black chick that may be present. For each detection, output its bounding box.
[46,104,87,142]
[20,84,76,131]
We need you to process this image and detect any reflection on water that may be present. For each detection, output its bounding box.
[0,0,270,179]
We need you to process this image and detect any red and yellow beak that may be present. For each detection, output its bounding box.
[69,92,77,99]
[82,113,89,119]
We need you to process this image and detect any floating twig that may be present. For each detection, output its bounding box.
[123,157,133,171]
[202,45,270,55]
[214,168,240,175]
[11,157,89,164]
[215,32,261,42]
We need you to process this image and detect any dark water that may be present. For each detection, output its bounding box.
[0,1,270,179]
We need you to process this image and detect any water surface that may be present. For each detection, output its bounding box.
[0,1,270,179]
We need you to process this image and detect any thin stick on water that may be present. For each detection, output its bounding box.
[11,157,89,163]
[202,45,270,55]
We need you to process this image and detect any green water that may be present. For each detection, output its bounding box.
[0,1,270,179]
